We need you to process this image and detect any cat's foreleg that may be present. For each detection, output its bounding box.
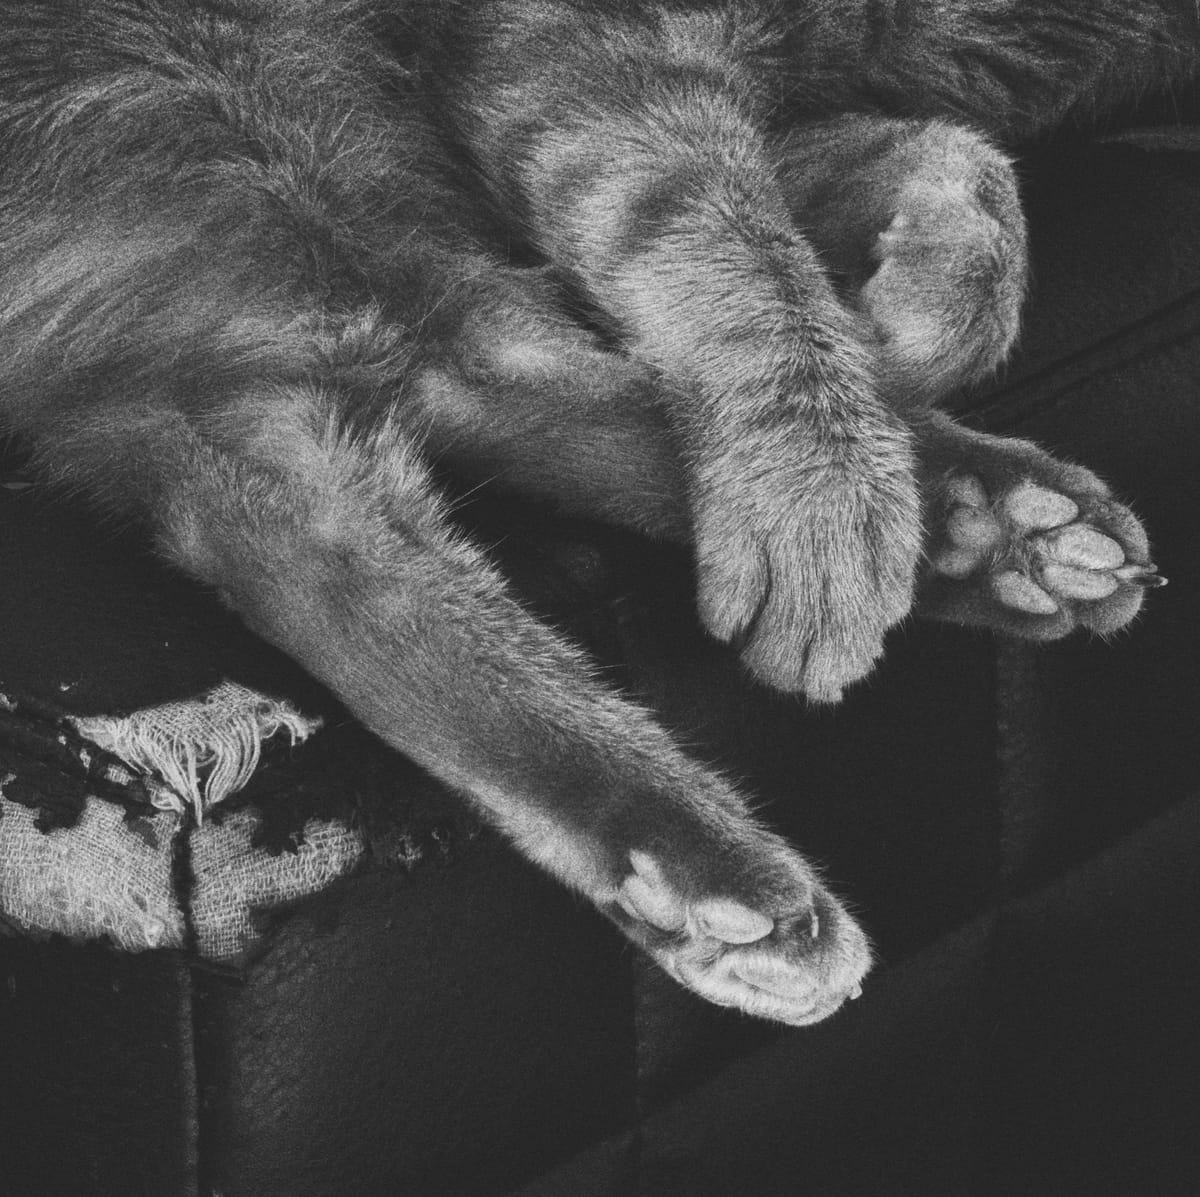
[440,2,922,703]
[421,317,1158,641]
[145,390,870,1025]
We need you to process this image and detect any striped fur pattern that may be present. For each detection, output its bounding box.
[0,0,1187,1021]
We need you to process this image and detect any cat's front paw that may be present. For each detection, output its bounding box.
[692,424,922,703]
[784,119,1026,399]
[609,848,870,1026]
[920,438,1161,636]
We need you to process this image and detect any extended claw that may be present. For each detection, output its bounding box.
[1115,564,1167,588]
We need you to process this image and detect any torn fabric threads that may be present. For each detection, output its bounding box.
[71,681,323,819]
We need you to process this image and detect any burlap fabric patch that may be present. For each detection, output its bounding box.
[0,682,476,961]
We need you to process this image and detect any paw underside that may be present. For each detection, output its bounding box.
[606,456,1157,1026]
[607,850,869,1026]
[596,127,1158,1026]
[925,469,1162,637]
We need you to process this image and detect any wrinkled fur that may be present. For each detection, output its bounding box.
[0,0,1188,1022]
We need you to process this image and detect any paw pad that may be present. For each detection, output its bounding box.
[610,848,868,1025]
[1041,525,1125,570]
[618,851,775,943]
[991,569,1060,615]
[1001,481,1079,530]
[933,473,1164,621]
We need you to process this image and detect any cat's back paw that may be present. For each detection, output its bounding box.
[610,846,870,1026]
[919,433,1160,637]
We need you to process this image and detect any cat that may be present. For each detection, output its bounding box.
[0,0,1185,1024]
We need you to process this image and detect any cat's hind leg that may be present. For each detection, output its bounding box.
[0,0,868,1026]
[780,117,1028,401]
[915,413,1161,637]
[151,390,869,1026]
[410,265,692,541]
[424,315,1161,643]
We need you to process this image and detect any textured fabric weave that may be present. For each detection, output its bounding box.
[0,788,185,951]
[0,682,367,960]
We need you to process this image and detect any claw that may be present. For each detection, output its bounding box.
[1115,564,1167,588]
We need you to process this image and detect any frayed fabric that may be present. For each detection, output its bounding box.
[71,681,323,820]
[0,787,186,951]
[191,809,366,960]
[0,782,371,959]
[0,680,469,959]
[0,681,345,958]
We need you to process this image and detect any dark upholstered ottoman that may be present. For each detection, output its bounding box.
[2,122,1198,1196]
